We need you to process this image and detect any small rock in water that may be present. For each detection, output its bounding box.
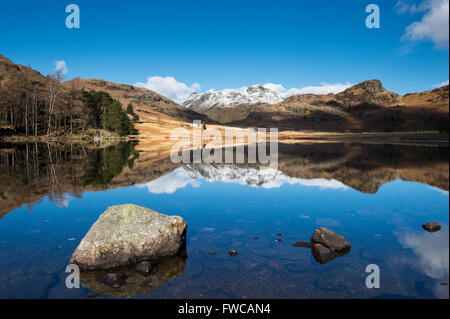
[277,233,283,237]
[97,273,128,288]
[292,241,313,248]
[208,252,217,255]
[229,250,238,257]
[275,238,284,242]
[253,236,259,240]
[310,227,351,264]
[135,261,152,276]
[311,227,351,253]
[312,244,339,264]
[422,222,441,233]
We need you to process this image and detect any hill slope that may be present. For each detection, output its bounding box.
[196,80,448,132]
[65,78,210,124]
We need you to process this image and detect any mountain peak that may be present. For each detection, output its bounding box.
[336,79,401,106]
[183,85,284,109]
[341,79,384,94]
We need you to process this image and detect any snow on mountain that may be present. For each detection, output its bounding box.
[183,85,287,109]
[137,164,348,194]
[182,82,354,109]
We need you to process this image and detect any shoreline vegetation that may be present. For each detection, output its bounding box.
[1,128,132,143]
[1,54,138,142]
[2,127,447,146]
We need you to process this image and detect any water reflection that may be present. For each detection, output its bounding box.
[397,226,449,298]
[79,250,188,297]
[0,141,448,299]
[0,142,139,217]
[1,141,448,217]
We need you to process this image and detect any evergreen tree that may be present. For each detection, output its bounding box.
[126,103,134,115]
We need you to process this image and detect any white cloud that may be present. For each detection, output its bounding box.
[399,0,449,48]
[432,79,449,87]
[134,75,352,104]
[137,167,200,194]
[138,165,348,194]
[135,76,201,104]
[55,60,69,74]
[262,82,352,96]
[397,226,449,298]
[292,82,353,95]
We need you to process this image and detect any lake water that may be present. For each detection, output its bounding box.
[0,141,448,299]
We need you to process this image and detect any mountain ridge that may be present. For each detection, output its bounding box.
[1,53,448,134]
[64,78,210,124]
[188,79,449,132]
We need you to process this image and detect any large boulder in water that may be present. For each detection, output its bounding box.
[70,204,187,270]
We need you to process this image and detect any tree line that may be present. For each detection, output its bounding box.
[0,69,137,137]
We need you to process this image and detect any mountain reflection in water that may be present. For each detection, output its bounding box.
[1,141,448,216]
[0,141,448,298]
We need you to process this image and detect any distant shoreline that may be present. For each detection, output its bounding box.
[0,128,132,144]
[1,128,448,145]
[276,130,449,143]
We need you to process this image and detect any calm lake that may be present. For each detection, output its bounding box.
[0,141,448,299]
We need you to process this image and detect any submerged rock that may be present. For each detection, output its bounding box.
[135,261,152,276]
[312,244,339,264]
[80,254,187,297]
[292,241,313,248]
[97,273,128,288]
[229,250,238,257]
[70,204,187,270]
[311,227,351,253]
[422,222,441,233]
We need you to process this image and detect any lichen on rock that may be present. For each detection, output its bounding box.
[70,204,187,270]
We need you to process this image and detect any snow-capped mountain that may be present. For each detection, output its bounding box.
[183,85,287,109]
[138,164,348,194]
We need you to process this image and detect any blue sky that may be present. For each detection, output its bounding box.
[0,0,448,102]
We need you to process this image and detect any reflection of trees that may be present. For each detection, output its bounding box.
[85,142,138,186]
[0,142,138,217]
[0,141,448,218]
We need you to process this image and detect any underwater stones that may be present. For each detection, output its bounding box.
[135,261,152,276]
[422,222,441,233]
[70,204,187,270]
[229,250,238,257]
[292,241,313,248]
[97,273,128,289]
[81,254,187,297]
[312,244,340,264]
